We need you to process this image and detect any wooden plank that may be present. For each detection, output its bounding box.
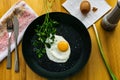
[0,0,120,80]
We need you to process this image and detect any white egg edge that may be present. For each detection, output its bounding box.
[46,49,69,63]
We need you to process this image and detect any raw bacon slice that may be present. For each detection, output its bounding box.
[0,1,38,62]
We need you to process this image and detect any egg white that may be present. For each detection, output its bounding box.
[45,35,71,63]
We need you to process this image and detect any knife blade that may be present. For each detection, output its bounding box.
[13,16,19,72]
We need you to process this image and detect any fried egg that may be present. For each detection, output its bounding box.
[45,35,71,63]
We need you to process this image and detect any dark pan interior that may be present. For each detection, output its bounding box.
[22,12,91,79]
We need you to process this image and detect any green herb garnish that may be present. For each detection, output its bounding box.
[32,0,58,58]
[32,13,58,58]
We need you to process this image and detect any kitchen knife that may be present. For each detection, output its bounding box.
[13,16,19,72]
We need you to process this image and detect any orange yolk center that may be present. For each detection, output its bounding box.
[57,41,69,52]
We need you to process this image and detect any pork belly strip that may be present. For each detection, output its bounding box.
[0,1,38,62]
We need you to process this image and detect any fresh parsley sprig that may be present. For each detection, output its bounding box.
[32,13,58,58]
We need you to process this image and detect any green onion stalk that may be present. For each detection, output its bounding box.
[93,24,117,80]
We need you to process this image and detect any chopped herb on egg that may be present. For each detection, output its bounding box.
[32,13,58,58]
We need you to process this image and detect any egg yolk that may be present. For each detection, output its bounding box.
[57,41,69,52]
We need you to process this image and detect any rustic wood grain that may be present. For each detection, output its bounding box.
[0,0,120,80]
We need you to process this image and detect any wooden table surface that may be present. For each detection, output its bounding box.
[0,0,120,80]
